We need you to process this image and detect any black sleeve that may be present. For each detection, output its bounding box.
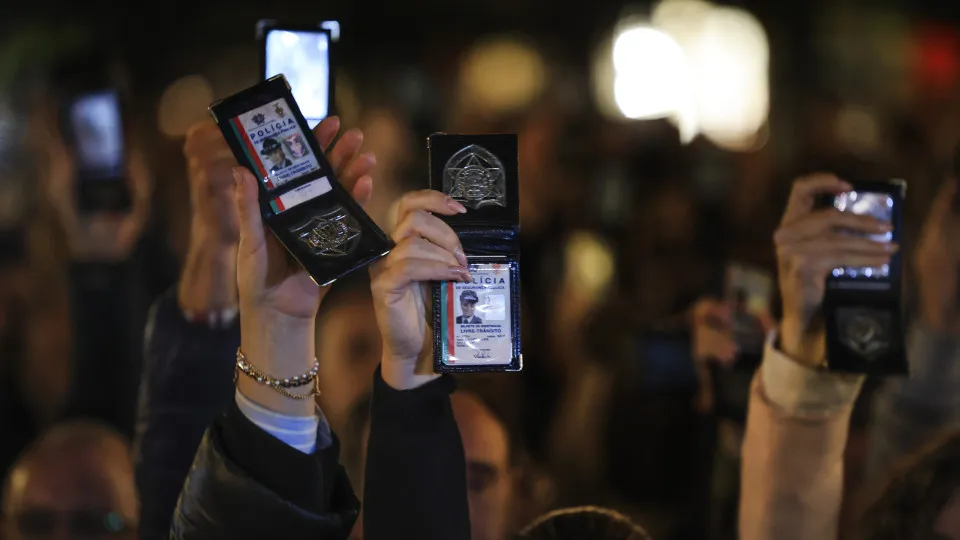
[133,287,239,540]
[171,403,359,540]
[363,367,470,540]
[65,261,144,436]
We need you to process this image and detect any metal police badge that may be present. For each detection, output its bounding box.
[291,207,362,257]
[838,309,890,362]
[443,145,507,209]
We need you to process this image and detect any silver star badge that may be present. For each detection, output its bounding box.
[840,312,888,361]
[291,207,362,257]
[443,144,506,209]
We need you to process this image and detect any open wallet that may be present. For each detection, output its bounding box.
[428,133,522,373]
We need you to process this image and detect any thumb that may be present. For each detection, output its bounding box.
[233,167,265,253]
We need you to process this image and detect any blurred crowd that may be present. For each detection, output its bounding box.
[2,6,960,540]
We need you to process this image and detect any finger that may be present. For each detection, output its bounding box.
[396,189,467,225]
[184,121,230,156]
[339,151,377,193]
[782,246,897,273]
[350,175,374,208]
[393,210,466,266]
[782,173,853,225]
[312,116,341,149]
[774,208,892,244]
[327,128,363,175]
[233,167,265,253]
[374,257,470,294]
[389,237,460,267]
[779,236,899,257]
[189,157,237,191]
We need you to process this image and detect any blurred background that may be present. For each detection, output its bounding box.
[2,1,960,539]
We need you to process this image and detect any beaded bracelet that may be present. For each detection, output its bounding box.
[235,348,320,401]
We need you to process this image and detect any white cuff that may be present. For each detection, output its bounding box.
[761,331,864,415]
[235,390,321,454]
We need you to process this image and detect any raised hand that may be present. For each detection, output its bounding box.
[369,190,469,389]
[774,174,898,367]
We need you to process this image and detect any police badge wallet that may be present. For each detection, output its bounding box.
[210,75,392,287]
[429,134,522,373]
[820,180,908,375]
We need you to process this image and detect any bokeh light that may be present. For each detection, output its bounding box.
[156,75,214,139]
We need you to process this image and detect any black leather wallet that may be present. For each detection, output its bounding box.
[820,179,908,374]
[209,75,392,287]
[428,133,522,373]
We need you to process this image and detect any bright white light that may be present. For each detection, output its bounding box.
[593,0,770,151]
[321,20,340,42]
[279,31,299,48]
[689,6,769,150]
[611,27,689,120]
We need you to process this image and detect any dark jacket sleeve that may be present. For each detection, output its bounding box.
[133,287,239,540]
[65,235,178,437]
[66,261,147,437]
[171,400,359,540]
[364,368,470,540]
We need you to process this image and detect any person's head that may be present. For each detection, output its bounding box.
[261,138,286,165]
[452,391,515,540]
[287,136,306,157]
[461,290,479,318]
[1,420,137,540]
[519,506,651,540]
[855,430,960,539]
[316,273,382,433]
[341,389,516,540]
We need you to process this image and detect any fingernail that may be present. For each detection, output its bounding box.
[449,266,468,278]
[454,247,468,267]
[839,181,853,191]
[446,197,468,214]
[885,243,900,252]
[878,222,894,230]
[362,152,377,165]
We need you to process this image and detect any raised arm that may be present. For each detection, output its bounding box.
[365,189,472,540]
[740,174,896,540]
[163,117,376,539]
[134,120,242,540]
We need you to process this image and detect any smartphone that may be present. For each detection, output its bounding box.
[257,20,335,129]
[60,90,131,213]
[824,182,904,285]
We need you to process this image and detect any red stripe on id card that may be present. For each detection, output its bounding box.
[231,117,272,189]
[447,281,455,357]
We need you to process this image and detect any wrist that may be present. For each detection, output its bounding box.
[380,351,438,390]
[779,316,826,369]
[238,312,317,415]
[178,232,238,313]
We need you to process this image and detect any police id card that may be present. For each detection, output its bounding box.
[435,261,521,372]
[227,97,333,214]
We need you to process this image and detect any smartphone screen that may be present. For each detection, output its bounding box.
[264,29,330,128]
[68,90,124,180]
[832,191,894,279]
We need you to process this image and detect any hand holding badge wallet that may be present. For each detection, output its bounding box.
[209,75,392,287]
[429,134,522,373]
[820,180,908,374]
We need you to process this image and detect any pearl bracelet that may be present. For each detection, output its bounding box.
[234,348,320,401]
